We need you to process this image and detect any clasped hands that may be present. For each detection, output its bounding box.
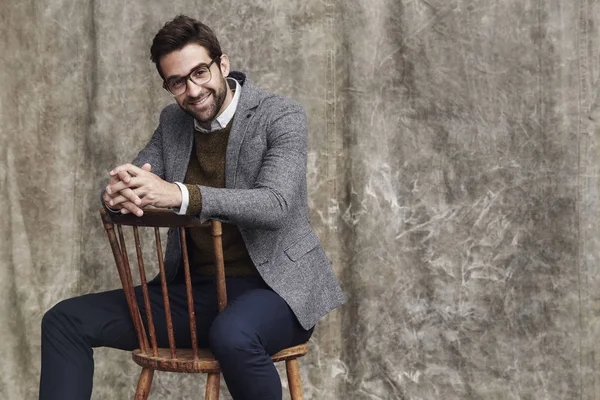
[103,163,182,217]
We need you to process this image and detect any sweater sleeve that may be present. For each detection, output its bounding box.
[184,184,203,215]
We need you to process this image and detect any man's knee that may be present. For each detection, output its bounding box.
[41,299,70,328]
[208,316,261,359]
[41,298,78,335]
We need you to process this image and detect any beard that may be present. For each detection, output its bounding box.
[180,75,228,124]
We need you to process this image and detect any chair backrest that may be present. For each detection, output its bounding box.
[99,208,227,361]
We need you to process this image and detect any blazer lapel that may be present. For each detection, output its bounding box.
[226,73,261,188]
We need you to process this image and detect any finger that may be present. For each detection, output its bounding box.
[105,180,127,197]
[108,168,132,183]
[106,182,125,195]
[117,169,132,184]
[119,187,142,205]
[120,201,144,217]
[141,163,152,172]
[102,191,114,206]
[108,189,142,207]
[110,163,144,177]
[108,175,121,185]
[107,176,144,194]
[108,194,126,207]
[108,164,130,177]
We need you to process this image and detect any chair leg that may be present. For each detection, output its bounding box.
[135,367,154,400]
[205,372,220,400]
[286,359,303,400]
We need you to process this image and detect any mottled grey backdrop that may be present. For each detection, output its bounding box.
[1,0,600,399]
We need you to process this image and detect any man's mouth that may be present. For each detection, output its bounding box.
[188,93,211,107]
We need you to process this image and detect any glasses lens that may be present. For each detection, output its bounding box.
[167,79,186,96]
[189,66,211,86]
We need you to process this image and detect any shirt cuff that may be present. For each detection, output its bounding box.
[173,182,189,215]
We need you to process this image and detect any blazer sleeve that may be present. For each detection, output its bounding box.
[197,99,308,230]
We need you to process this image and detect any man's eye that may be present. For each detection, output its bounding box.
[170,79,184,89]
[192,69,208,78]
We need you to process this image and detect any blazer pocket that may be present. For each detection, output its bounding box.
[285,231,321,261]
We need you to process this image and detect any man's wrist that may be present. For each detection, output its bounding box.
[171,182,183,208]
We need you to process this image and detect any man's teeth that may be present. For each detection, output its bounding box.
[194,94,210,104]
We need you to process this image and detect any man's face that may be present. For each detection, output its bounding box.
[159,44,231,124]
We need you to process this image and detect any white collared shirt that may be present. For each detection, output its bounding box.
[173,77,241,214]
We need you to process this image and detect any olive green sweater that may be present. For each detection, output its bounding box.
[183,121,258,277]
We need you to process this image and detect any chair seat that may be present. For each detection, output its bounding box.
[132,343,309,373]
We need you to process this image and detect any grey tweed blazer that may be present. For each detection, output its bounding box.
[130,71,344,329]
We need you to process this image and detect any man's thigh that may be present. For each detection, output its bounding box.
[210,287,313,355]
[49,279,220,350]
[48,288,139,350]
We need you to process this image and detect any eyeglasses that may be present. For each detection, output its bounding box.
[163,56,220,96]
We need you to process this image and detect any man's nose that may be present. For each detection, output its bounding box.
[186,78,203,97]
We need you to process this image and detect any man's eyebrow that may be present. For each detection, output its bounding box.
[165,61,210,81]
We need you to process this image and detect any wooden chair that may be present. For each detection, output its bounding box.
[99,208,308,399]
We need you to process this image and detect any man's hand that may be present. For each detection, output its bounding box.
[103,167,142,215]
[104,163,182,216]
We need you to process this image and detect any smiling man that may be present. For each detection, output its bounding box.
[39,15,344,400]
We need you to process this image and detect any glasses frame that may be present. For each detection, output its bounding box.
[163,56,220,97]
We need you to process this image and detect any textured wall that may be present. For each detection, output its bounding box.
[1,0,599,399]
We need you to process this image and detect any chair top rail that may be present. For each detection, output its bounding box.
[101,207,209,228]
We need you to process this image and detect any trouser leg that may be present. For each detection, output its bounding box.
[39,288,138,400]
[39,277,219,400]
[209,278,314,400]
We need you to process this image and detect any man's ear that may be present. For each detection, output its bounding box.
[219,54,230,77]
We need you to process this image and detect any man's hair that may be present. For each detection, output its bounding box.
[150,15,223,79]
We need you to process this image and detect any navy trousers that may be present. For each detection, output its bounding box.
[39,275,313,400]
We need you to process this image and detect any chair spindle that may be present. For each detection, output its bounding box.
[180,227,199,360]
[116,225,149,352]
[211,221,227,311]
[154,227,177,360]
[133,226,159,357]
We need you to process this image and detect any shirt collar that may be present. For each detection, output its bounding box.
[194,77,241,133]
